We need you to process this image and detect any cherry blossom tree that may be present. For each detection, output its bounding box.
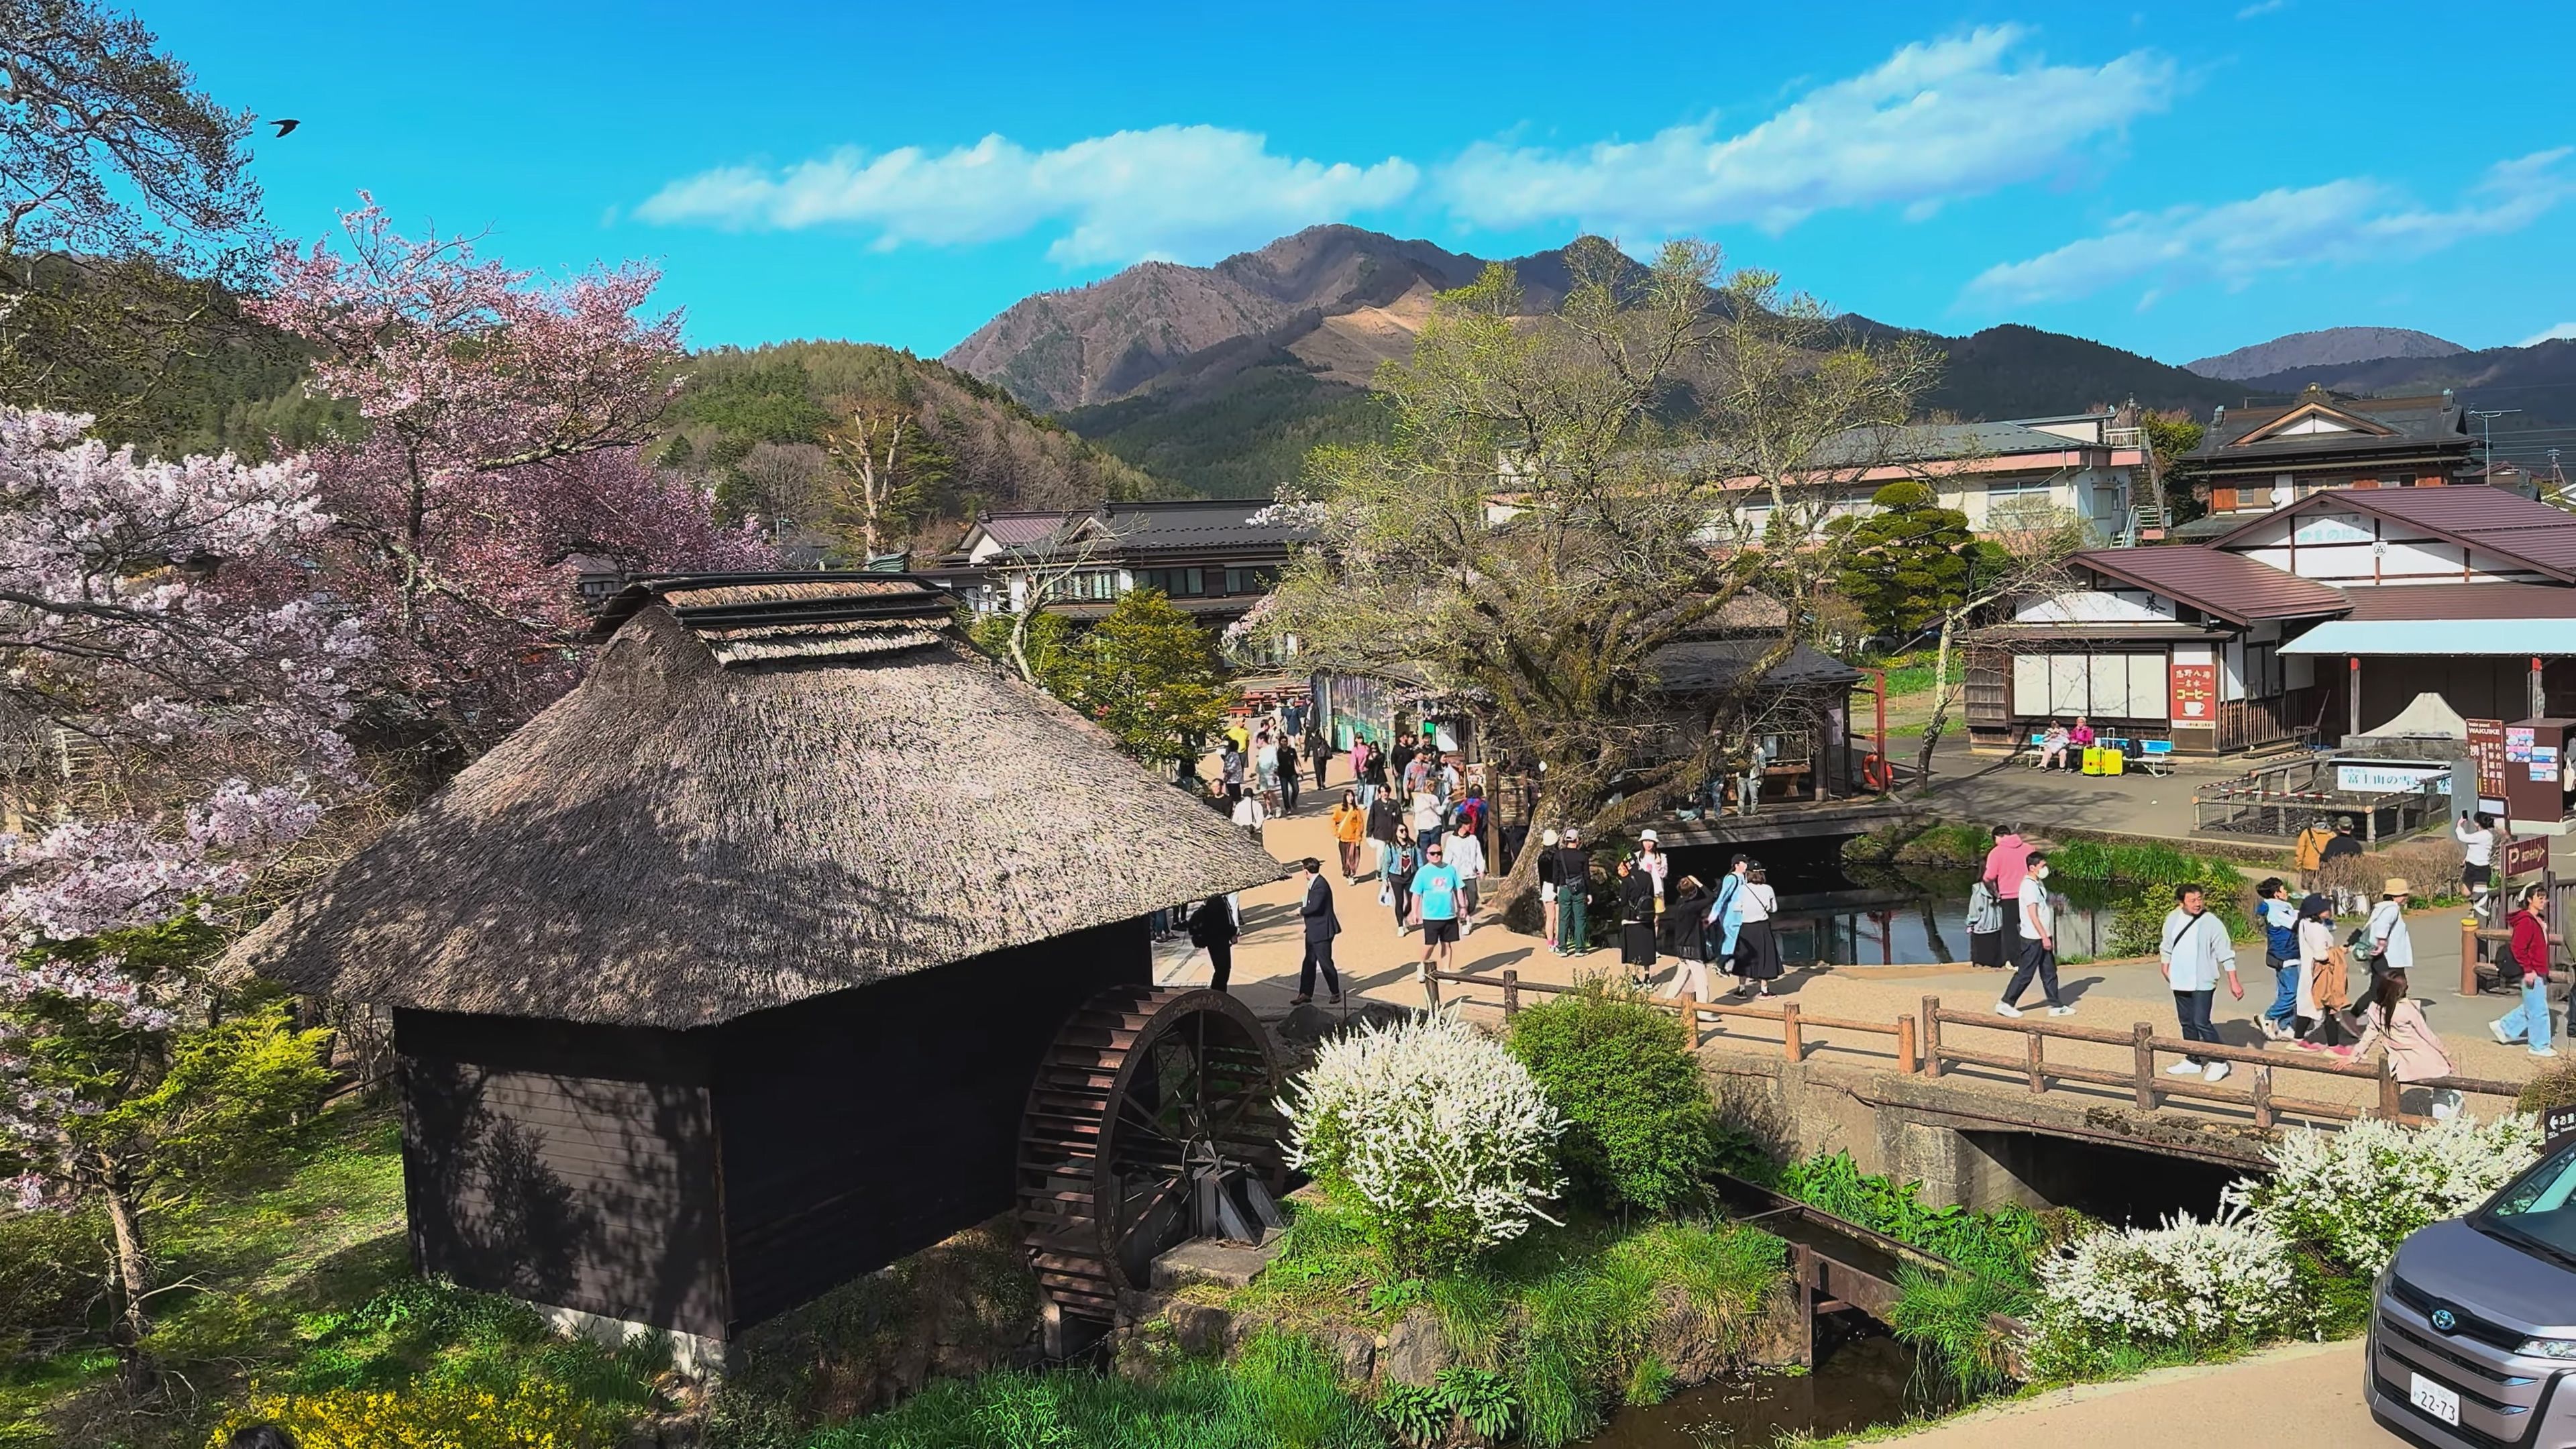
[250,197,775,753]
[0,402,355,1382]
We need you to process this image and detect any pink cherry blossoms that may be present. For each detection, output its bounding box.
[248,196,774,741]
[0,403,361,1212]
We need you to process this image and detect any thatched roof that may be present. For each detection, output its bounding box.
[227,575,1285,1029]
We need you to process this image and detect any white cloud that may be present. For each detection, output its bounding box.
[2526,322,2576,346]
[1436,27,2173,237]
[634,125,1418,266]
[2236,0,2289,19]
[1966,149,2576,306]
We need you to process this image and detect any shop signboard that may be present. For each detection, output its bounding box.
[2506,835,2552,878]
[2169,663,2218,724]
[2334,761,2448,795]
[2469,718,2509,798]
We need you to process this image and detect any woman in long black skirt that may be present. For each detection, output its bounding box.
[1617,857,1658,983]
[1662,875,1714,1002]
[1731,864,1784,996]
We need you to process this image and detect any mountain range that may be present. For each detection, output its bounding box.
[941,227,2576,497]
[2185,327,2466,381]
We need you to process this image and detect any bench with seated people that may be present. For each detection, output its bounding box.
[2022,722,2174,777]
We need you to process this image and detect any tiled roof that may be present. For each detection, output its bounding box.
[967,500,1312,561]
[2340,582,2576,622]
[2070,547,2349,625]
[1651,639,1863,692]
[2189,390,2467,461]
[977,513,1076,547]
[2209,485,2576,582]
[1099,500,1314,550]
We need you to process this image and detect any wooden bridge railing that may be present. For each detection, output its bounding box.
[1418,969,2526,1128]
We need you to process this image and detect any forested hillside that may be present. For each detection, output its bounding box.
[1060,356,1387,498]
[1906,323,2241,420]
[658,340,1178,557]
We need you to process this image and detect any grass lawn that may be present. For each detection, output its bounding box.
[1,1104,408,1446]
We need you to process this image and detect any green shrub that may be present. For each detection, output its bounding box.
[0,1208,107,1360]
[1435,1366,1518,1440]
[1893,824,1992,867]
[2046,839,2240,888]
[1373,1381,1446,1446]
[1775,1153,2052,1289]
[1506,981,1715,1212]
[1888,1266,2023,1397]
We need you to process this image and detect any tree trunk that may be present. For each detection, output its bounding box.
[100,1169,155,1394]
[1912,616,1962,799]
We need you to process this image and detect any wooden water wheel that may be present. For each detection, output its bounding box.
[1016,985,1289,1329]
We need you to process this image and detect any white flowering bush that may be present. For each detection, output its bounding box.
[2222,1114,2542,1277]
[1279,1009,1567,1271]
[2029,1207,2297,1377]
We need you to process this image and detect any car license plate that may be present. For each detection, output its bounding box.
[2411,1373,2461,1426]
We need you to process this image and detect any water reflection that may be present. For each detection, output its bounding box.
[1771,867,2123,967]
[1583,1328,1956,1447]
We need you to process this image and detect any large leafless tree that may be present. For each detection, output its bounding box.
[1262,237,1940,913]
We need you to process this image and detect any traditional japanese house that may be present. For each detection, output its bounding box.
[2171,386,2475,539]
[1968,484,2576,761]
[225,575,1285,1368]
[928,498,1313,632]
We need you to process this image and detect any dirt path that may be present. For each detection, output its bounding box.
[1187,759,2544,1128]
[1876,1338,2387,1446]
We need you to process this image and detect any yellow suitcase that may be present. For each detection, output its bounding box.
[2081,745,2103,775]
[2101,747,2125,777]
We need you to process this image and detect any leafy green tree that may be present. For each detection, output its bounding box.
[966,605,1077,694]
[2145,412,2210,526]
[1833,482,2001,641]
[1058,590,1236,767]
[0,0,269,437]
[3,917,330,1381]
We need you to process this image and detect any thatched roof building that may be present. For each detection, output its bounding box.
[229,576,1286,1365]
[235,574,1281,1028]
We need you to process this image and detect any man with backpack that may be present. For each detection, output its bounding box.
[1188,894,1240,992]
[2256,877,2303,1041]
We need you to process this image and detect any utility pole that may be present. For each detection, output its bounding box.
[2469,408,2522,484]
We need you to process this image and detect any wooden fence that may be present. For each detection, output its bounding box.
[1421,969,2526,1129]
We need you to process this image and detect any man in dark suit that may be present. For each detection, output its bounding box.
[1295,857,1344,1005]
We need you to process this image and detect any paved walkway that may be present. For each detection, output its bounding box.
[1192,760,2547,1130]
[1913,732,2222,843]
[1878,1338,2385,1447]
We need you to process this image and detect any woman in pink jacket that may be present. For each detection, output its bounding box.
[2351,968,2464,1118]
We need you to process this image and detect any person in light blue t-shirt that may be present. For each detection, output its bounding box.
[1412,839,1466,998]
[2255,876,2302,1040]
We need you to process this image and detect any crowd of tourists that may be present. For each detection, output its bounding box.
[1181,728,2561,1104]
[1966,820,2561,1113]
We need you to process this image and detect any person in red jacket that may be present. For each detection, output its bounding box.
[2491,886,2558,1057]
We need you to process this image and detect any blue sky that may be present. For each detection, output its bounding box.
[160,0,2572,368]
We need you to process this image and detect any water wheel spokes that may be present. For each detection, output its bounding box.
[1016,985,1287,1334]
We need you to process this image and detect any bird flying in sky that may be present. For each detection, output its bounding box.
[270,118,301,136]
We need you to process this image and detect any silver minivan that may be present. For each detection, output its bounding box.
[2369,1132,2576,1447]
